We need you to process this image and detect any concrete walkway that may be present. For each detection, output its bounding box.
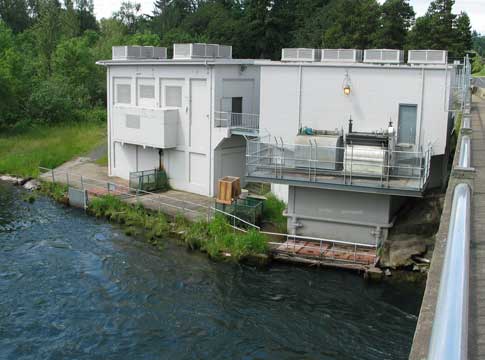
[41,157,214,222]
[469,96,485,359]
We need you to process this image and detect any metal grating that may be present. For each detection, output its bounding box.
[281,48,320,62]
[321,49,362,63]
[364,49,403,63]
[408,50,447,65]
[112,46,167,60]
[126,114,140,129]
[139,85,155,99]
[173,43,232,59]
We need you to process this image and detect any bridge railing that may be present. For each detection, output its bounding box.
[427,183,471,360]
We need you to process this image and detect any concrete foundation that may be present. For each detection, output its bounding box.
[286,186,405,245]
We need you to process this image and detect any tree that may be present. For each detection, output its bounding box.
[114,1,144,34]
[0,0,31,33]
[34,0,62,76]
[322,0,381,49]
[473,31,485,57]
[76,0,97,33]
[374,0,415,49]
[451,11,472,58]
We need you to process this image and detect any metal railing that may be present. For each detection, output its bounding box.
[458,135,472,169]
[428,183,471,360]
[246,138,432,191]
[263,232,378,266]
[38,167,260,232]
[214,111,259,131]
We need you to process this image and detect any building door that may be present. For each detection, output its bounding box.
[231,97,243,127]
[397,104,417,145]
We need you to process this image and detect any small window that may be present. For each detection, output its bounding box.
[116,84,131,104]
[165,86,182,107]
[139,85,155,99]
[398,104,417,145]
[126,114,140,129]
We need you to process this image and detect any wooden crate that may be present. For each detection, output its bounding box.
[217,176,241,205]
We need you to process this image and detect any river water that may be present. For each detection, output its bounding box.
[0,182,423,359]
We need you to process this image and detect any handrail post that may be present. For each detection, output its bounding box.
[51,169,55,183]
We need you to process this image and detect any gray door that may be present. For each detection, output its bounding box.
[397,104,417,145]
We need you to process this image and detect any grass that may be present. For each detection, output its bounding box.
[177,215,269,261]
[88,195,269,261]
[262,193,287,233]
[473,68,485,77]
[0,122,106,178]
[95,154,109,166]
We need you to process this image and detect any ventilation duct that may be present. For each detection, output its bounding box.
[173,43,233,59]
[281,48,321,62]
[321,49,363,63]
[408,50,448,65]
[112,46,167,60]
[363,49,404,64]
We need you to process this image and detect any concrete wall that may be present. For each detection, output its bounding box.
[107,63,260,196]
[287,186,401,245]
[260,64,451,155]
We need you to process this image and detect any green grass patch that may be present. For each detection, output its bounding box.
[178,215,269,261]
[37,181,69,203]
[0,122,106,177]
[262,193,287,233]
[473,68,485,77]
[88,195,170,248]
[95,154,109,166]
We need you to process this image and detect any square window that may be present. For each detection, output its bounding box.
[139,85,155,99]
[165,86,182,107]
[116,84,131,104]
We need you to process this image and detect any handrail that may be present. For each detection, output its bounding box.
[458,135,472,169]
[428,183,471,360]
[38,166,260,231]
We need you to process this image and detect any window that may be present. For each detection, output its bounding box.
[116,84,131,104]
[398,104,417,145]
[165,86,182,107]
[139,85,155,99]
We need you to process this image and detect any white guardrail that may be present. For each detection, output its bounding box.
[428,183,471,360]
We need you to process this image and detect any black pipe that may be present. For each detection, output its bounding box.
[348,117,353,133]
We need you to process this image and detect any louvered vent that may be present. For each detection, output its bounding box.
[112,46,167,60]
[321,49,363,63]
[363,49,404,64]
[408,50,447,65]
[281,48,321,62]
[173,43,233,59]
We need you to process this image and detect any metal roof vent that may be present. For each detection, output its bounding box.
[321,49,363,63]
[363,49,404,64]
[112,46,167,60]
[173,43,232,59]
[408,50,448,65]
[281,48,321,62]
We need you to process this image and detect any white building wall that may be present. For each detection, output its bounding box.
[107,63,260,196]
[259,64,450,155]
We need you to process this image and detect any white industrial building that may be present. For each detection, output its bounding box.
[98,43,262,196]
[99,46,462,247]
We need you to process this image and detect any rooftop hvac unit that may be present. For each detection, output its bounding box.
[363,49,404,64]
[281,48,321,62]
[321,49,363,63]
[408,50,448,65]
[112,46,167,60]
[173,43,233,59]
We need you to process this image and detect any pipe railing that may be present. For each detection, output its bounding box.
[428,183,471,360]
[214,111,259,131]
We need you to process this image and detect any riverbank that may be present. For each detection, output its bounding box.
[0,122,106,178]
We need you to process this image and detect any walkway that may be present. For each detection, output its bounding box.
[469,97,485,359]
[40,157,214,222]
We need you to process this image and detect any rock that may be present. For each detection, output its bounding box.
[384,269,392,276]
[23,179,40,190]
[0,175,23,184]
[380,237,427,268]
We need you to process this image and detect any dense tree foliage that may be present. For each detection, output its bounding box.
[0,0,477,129]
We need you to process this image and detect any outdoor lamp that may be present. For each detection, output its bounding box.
[343,70,351,96]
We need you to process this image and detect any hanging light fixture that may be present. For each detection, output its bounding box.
[343,70,351,96]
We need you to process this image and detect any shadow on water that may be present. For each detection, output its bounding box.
[0,181,424,360]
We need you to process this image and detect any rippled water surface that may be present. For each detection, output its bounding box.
[0,182,424,359]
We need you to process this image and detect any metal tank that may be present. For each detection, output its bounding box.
[294,130,344,171]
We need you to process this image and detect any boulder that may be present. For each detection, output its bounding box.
[380,236,427,268]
